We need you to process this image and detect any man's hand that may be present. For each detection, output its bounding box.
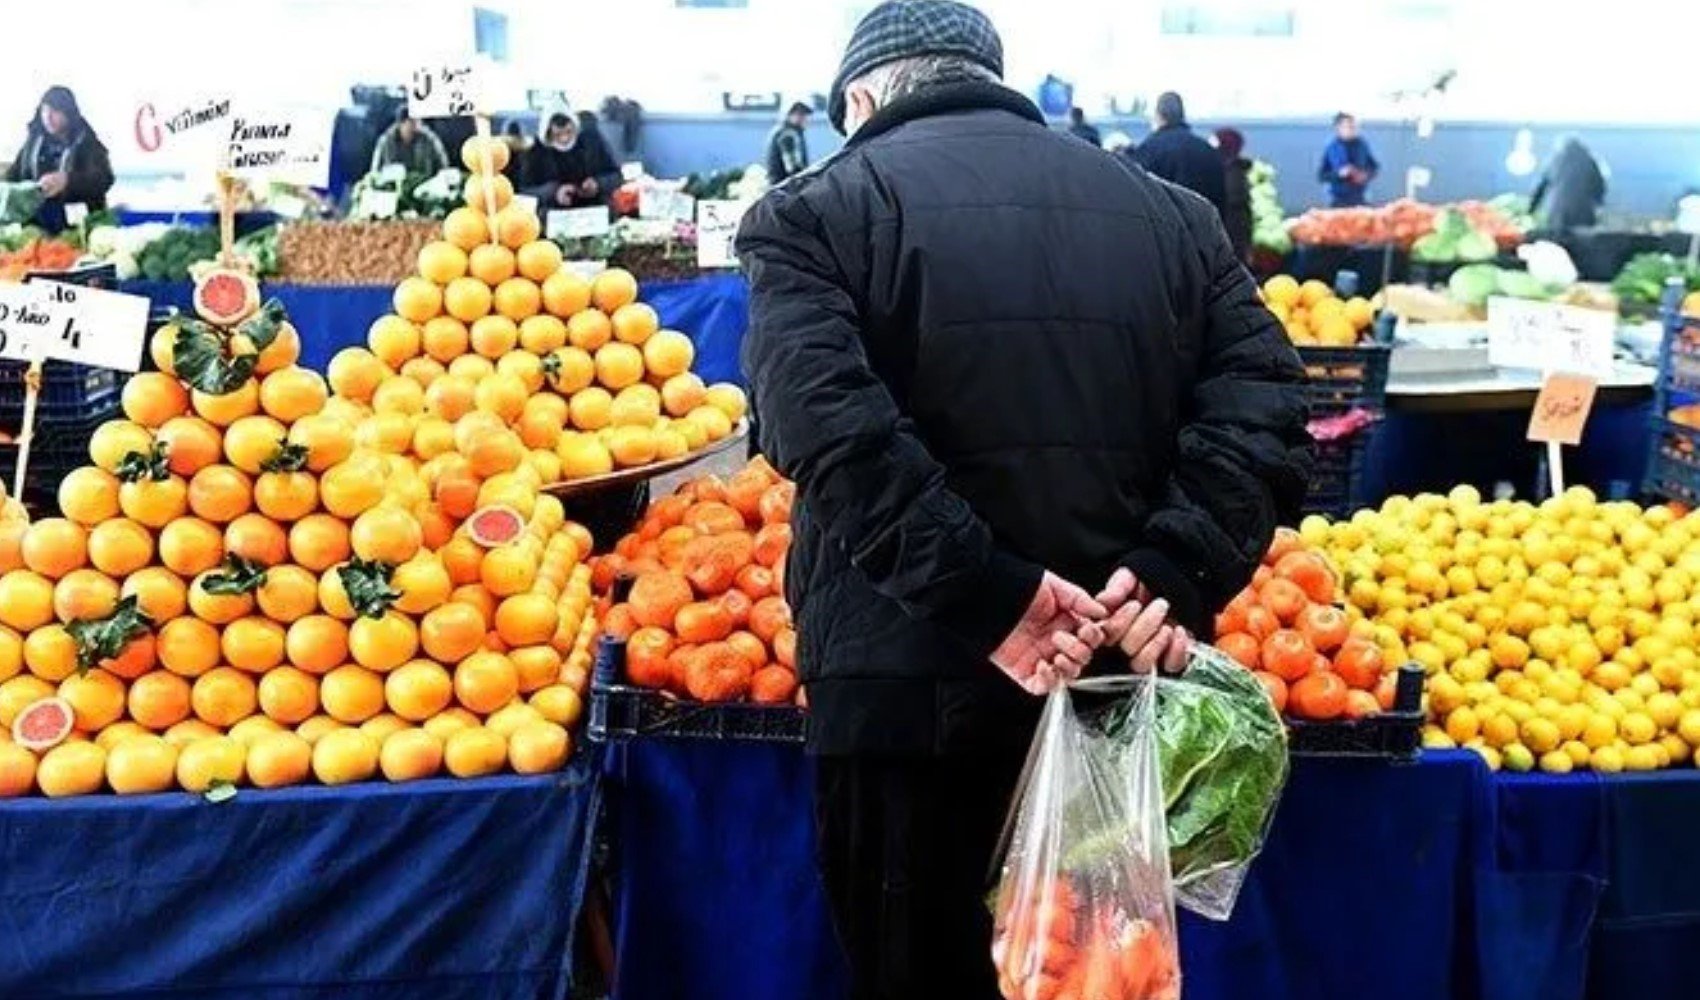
[37,172,67,198]
[1094,568,1190,675]
[554,184,575,207]
[578,177,599,197]
[991,572,1106,695]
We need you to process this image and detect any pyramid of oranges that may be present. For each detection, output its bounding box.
[358,134,748,488]
[0,184,647,799]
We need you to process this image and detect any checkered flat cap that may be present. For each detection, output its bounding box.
[829,0,1004,133]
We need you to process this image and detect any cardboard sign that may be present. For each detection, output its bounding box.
[30,281,151,372]
[1527,373,1597,446]
[408,64,481,118]
[0,284,58,361]
[224,110,331,187]
[1486,297,1614,377]
[546,207,611,241]
[695,199,748,269]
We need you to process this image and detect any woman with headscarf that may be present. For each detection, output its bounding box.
[521,112,621,209]
[6,86,113,231]
[1214,127,1253,263]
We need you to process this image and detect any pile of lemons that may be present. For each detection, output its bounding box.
[1261,275,1376,347]
[1302,485,1700,773]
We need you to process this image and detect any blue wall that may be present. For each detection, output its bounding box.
[627,114,1700,218]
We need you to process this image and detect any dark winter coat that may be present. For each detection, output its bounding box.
[369,123,449,177]
[7,123,113,229]
[521,139,621,208]
[736,81,1310,756]
[1532,141,1605,232]
[1221,156,1253,262]
[765,122,810,183]
[1127,122,1225,211]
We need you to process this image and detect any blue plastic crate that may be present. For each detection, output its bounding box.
[587,637,806,744]
[0,402,121,514]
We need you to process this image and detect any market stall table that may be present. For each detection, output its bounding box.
[605,741,1700,1000]
[0,758,601,1000]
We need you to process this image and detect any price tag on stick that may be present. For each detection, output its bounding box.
[408,64,481,118]
[1527,371,1598,496]
[696,200,748,269]
[30,281,151,372]
[547,207,612,241]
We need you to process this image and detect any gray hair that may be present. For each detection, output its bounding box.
[846,54,998,108]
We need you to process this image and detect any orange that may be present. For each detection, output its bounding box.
[509,720,569,774]
[591,268,639,314]
[642,329,695,379]
[53,569,119,622]
[393,276,443,323]
[417,240,469,284]
[391,556,451,615]
[496,593,560,647]
[317,566,356,621]
[89,419,154,473]
[191,381,261,428]
[0,570,54,632]
[256,665,319,725]
[494,277,542,321]
[321,665,387,724]
[257,323,302,376]
[311,728,379,785]
[128,670,192,729]
[473,374,529,422]
[468,242,516,285]
[174,735,245,792]
[59,668,126,731]
[192,667,258,727]
[327,348,389,403]
[378,727,443,781]
[443,207,491,251]
[188,572,255,626]
[0,741,34,796]
[246,730,312,788]
[123,567,187,623]
[0,675,54,728]
[359,712,409,744]
[607,426,659,468]
[511,645,563,694]
[448,354,495,381]
[470,314,519,358]
[610,303,659,346]
[0,625,23,683]
[287,414,355,472]
[285,615,350,675]
[443,276,494,323]
[254,469,318,522]
[567,389,613,433]
[122,372,190,428]
[595,342,645,390]
[23,625,78,681]
[400,357,446,388]
[157,617,221,678]
[421,707,478,741]
[516,239,563,282]
[455,650,519,714]
[610,384,662,427]
[480,545,538,597]
[465,429,526,478]
[425,375,478,422]
[186,465,253,523]
[566,309,612,351]
[687,405,733,443]
[22,519,88,579]
[222,415,288,474]
[443,726,507,777]
[542,270,592,318]
[517,408,565,451]
[486,701,544,738]
[0,521,27,575]
[105,735,178,794]
[420,601,486,663]
[461,135,511,173]
[351,507,423,565]
[289,514,351,572]
[163,518,234,578]
[493,204,541,249]
[160,718,219,748]
[1289,670,1349,721]
[704,384,749,423]
[36,742,106,798]
[349,612,419,672]
[421,315,472,364]
[319,455,387,518]
[225,513,289,566]
[259,366,329,423]
[372,377,426,416]
[57,466,120,526]
[221,616,286,672]
[530,684,583,727]
[465,172,515,212]
[661,373,707,417]
[87,518,154,577]
[385,660,455,722]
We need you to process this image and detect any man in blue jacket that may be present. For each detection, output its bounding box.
[1318,112,1379,207]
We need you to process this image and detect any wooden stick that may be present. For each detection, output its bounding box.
[13,355,42,501]
[217,171,236,267]
[474,114,500,243]
[1547,439,1564,498]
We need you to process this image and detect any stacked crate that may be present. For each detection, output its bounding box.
[1298,344,1391,519]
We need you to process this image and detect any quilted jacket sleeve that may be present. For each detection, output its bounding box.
[736,187,1043,660]
[1119,199,1311,634]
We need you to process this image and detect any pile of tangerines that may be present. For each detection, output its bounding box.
[597,458,799,705]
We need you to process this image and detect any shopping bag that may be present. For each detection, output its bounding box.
[990,674,1181,1000]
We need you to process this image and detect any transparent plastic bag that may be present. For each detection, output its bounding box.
[990,675,1182,1000]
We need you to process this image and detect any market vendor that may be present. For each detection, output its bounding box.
[1531,138,1606,233]
[736,1,1310,995]
[521,112,622,209]
[1318,111,1379,207]
[5,86,113,233]
[369,108,449,177]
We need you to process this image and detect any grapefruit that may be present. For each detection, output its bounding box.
[193,268,260,326]
[467,506,525,548]
[11,695,73,751]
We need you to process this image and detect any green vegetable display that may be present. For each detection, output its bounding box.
[1412,208,1498,264]
[0,182,44,225]
[1249,160,1291,256]
[1611,252,1700,316]
[136,226,222,281]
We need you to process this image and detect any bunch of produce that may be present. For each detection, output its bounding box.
[1248,160,1290,257]
[1443,263,1556,309]
[1212,529,1400,721]
[1611,253,1700,317]
[991,872,1180,1000]
[0,238,81,280]
[353,135,747,486]
[597,458,798,705]
[1259,274,1377,346]
[1410,207,1501,265]
[0,182,45,225]
[276,220,441,285]
[1289,198,1525,251]
[350,167,466,222]
[1304,486,1700,773]
[0,240,608,798]
[555,218,701,281]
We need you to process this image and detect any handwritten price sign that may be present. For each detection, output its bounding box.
[1487,297,1614,377]
[695,200,749,269]
[31,281,151,372]
[0,284,62,362]
[409,64,480,118]
[1527,372,1598,446]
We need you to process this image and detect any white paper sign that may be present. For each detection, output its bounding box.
[224,110,331,187]
[31,281,151,372]
[639,184,695,223]
[547,207,611,241]
[0,284,59,361]
[621,162,646,182]
[132,96,233,155]
[63,203,88,227]
[408,64,481,118]
[696,200,749,270]
[1486,297,1615,377]
[360,188,400,219]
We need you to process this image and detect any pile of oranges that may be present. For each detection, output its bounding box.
[598,459,799,705]
[1260,275,1376,348]
[347,134,749,486]
[1212,529,1401,722]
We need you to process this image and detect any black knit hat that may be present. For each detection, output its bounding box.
[828,0,1003,134]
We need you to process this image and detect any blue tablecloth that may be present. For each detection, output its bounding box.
[0,758,602,1000]
[121,274,751,385]
[605,744,1700,1000]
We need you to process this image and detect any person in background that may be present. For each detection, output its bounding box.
[1215,127,1253,262]
[1531,138,1606,233]
[1067,106,1100,146]
[1317,112,1378,207]
[499,120,531,188]
[576,110,620,169]
[766,102,813,183]
[370,108,449,177]
[1126,91,1224,211]
[522,112,622,209]
[6,86,113,232]
[737,2,1310,994]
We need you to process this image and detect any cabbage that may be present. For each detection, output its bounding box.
[1412,232,1456,263]
[1495,269,1550,300]
[1457,231,1499,263]
[1448,264,1501,307]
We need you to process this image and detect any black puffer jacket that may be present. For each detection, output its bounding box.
[737,82,1309,756]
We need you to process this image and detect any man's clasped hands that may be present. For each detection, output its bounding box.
[990,569,1191,695]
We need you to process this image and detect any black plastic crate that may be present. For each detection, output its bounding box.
[1286,665,1425,759]
[0,361,120,427]
[587,637,806,744]
[1302,428,1375,519]
[0,403,120,515]
[1296,344,1391,414]
[1645,418,1700,505]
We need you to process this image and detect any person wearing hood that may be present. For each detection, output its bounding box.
[1531,138,1606,233]
[522,112,622,209]
[370,108,449,177]
[1215,127,1253,262]
[765,102,813,184]
[6,86,113,232]
[1126,91,1225,211]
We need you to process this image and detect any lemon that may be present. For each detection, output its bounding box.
[1502,743,1535,772]
[1538,749,1574,774]
[1520,717,1561,754]
[1620,711,1658,745]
